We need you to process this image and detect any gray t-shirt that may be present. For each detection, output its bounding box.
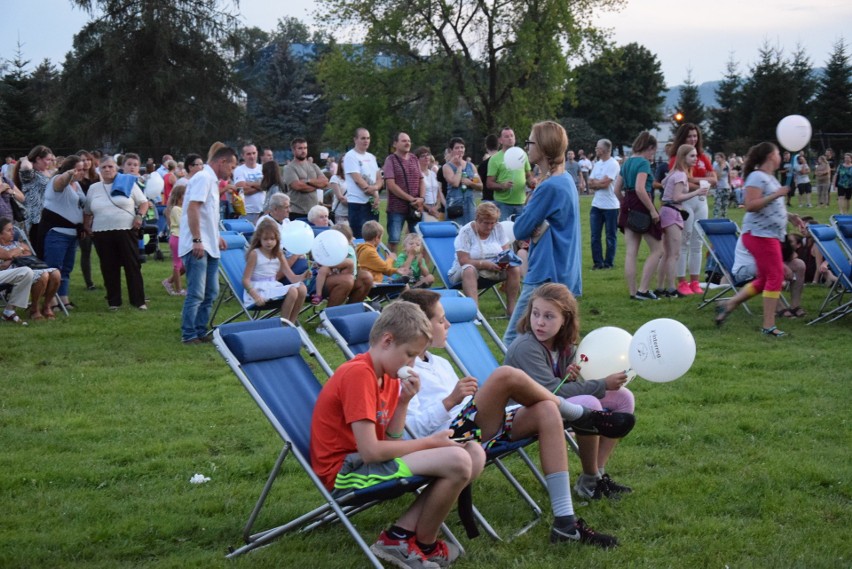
[741,170,786,240]
[283,161,324,215]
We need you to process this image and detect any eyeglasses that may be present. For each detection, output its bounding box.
[524,140,536,149]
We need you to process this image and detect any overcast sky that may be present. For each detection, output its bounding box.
[3,0,850,86]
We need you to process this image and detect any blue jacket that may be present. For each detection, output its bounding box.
[512,172,582,296]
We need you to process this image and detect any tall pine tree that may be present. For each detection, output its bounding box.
[0,44,40,152]
[676,69,705,128]
[708,55,742,152]
[812,38,852,147]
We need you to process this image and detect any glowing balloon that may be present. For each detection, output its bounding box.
[574,327,635,383]
[776,115,812,152]
[499,220,515,243]
[281,220,314,255]
[311,228,349,266]
[144,172,164,201]
[503,147,527,170]
[629,319,696,383]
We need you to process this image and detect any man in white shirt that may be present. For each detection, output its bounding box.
[180,146,237,345]
[588,139,620,269]
[233,144,264,224]
[343,127,383,238]
[578,150,592,195]
[283,137,328,221]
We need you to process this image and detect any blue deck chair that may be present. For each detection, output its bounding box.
[221,218,255,242]
[213,318,461,565]
[807,225,852,325]
[830,215,852,258]
[208,232,288,328]
[696,218,754,314]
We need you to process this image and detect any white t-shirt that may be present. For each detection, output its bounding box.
[329,174,347,217]
[579,157,592,174]
[590,157,620,209]
[179,165,221,258]
[233,163,264,214]
[256,213,291,249]
[447,221,508,281]
[342,149,380,205]
[407,352,471,439]
[423,169,440,205]
[731,235,757,282]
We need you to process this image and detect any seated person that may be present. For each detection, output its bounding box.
[356,220,410,284]
[393,233,434,289]
[401,289,634,548]
[307,204,330,228]
[731,233,807,318]
[447,201,520,314]
[309,224,372,306]
[0,217,58,321]
[0,218,37,325]
[504,283,635,500]
[310,301,485,568]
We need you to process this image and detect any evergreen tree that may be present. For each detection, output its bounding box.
[0,44,40,151]
[676,69,705,127]
[735,43,798,144]
[789,44,817,118]
[708,55,742,153]
[812,38,852,144]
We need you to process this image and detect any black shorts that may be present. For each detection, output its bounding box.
[797,182,812,194]
[838,186,852,200]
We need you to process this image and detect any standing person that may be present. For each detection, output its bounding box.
[715,142,806,336]
[0,176,25,229]
[328,163,348,226]
[653,142,673,204]
[14,145,55,252]
[815,155,832,208]
[259,160,286,214]
[477,134,499,203]
[442,137,481,226]
[325,155,338,177]
[233,144,264,224]
[667,123,716,295]
[587,139,621,270]
[712,152,732,219]
[831,152,852,215]
[577,149,592,195]
[39,156,87,310]
[416,146,443,221]
[794,154,812,208]
[503,121,580,347]
[180,146,238,345]
[615,132,663,300]
[83,156,150,310]
[283,138,328,221]
[76,150,99,291]
[164,184,187,296]
[383,132,425,252]
[565,150,586,194]
[658,145,709,297]
[161,160,178,205]
[486,127,536,221]
[310,301,485,569]
[260,148,275,165]
[343,128,382,239]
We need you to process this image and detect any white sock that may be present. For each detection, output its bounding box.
[557,397,585,421]
[545,471,574,518]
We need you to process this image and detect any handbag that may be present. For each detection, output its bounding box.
[626,209,652,233]
[446,203,464,219]
[11,255,49,270]
[10,198,26,222]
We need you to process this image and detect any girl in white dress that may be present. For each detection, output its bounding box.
[242,218,307,322]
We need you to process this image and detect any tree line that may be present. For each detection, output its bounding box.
[0,0,849,161]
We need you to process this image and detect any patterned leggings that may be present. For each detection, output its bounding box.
[713,188,731,218]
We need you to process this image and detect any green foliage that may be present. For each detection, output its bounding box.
[0,44,40,151]
[559,116,604,154]
[707,55,741,154]
[812,38,852,140]
[677,69,705,127]
[572,42,666,154]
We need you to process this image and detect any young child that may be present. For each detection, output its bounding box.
[310,224,362,305]
[163,184,186,295]
[393,233,434,288]
[356,220,410,284]
[659,144,709,296]
[401,289,630,549]
[242,218,307,322]
[310,301,485,568]
[504,283,635,501]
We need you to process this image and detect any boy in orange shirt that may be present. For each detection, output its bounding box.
[355,220,411,284]
[310,301,484,568]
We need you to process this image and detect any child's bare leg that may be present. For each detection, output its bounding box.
[510,401,569,475]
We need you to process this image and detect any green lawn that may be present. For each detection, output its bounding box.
[2,197,849,568]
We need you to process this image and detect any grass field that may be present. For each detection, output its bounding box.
[2,197,850,568]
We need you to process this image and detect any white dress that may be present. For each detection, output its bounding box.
[243,249,297,305]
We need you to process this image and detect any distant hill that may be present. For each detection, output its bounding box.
[663,81,720,111]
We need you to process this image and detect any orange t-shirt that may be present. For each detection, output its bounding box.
[310,352,401,490]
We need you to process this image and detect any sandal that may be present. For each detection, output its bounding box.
[715,303,731,326]
[1,312,28,326]
[310,294,323,306]
[761,326,787,337]
[42,308,56,320]
[776,307,796,318]
[790,306,807,318]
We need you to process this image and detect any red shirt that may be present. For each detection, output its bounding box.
[669,152,712,179]
[310,352,401,490]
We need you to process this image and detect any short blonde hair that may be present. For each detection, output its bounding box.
[402,233,422,249]
[362,220,384,241]
[369,300,433,346]
[307,204,329,223]
[475,201,500,223]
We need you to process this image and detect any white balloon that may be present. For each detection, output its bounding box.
[575,327,633,381]
[503,147,527,170]
[776,115,812,152]
[499,220,515,243]
[629,318,696,383]
[281,220,314,255]
[311,229,349,266]
[144,172,164,201]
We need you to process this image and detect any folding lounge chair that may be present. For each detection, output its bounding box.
[220,218,255,242]
[807,224,852,325]
[213,318,461,565]
[318,303,380,358]
[696,218,753,314]
[416,221,506,311]
[830,215,852,258]
[208,232,287,328]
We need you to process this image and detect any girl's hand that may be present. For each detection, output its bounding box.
[604,371,628,390]
[565,363,581,381]
[251,291,266,306]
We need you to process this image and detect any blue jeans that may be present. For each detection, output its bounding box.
[181,252,220,341]
[387,211,418,245]
[348,202,379,239]
[43,230,78,297]
[447,188,476,226]
[590,206,618,267]
[503,281,537,347]
[497,202,524,222]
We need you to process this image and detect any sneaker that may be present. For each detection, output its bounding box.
[634,290,659,300]
[676,281,694,296]
[653,288,671,298]
[162,278,176,296]
[316,325,330,338]
[422,539,460,568]
[568,409,636,438]
[689,280,703,294]
[574,477,611,500]
[550,518,619,549]
[370,532,440,569]
[601,473,632,495]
